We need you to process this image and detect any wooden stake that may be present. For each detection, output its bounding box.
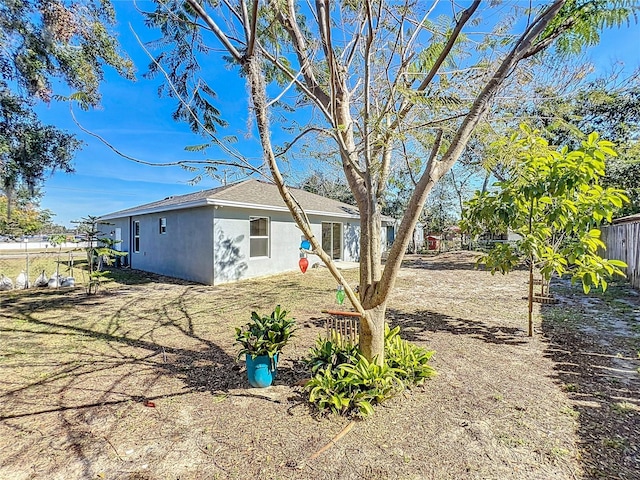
[309,421,356,460]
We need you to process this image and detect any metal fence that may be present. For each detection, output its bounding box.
[0,246,85,290]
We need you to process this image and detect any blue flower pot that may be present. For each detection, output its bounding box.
[246,353,278,388]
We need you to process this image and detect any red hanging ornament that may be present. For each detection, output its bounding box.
[299,257,309,273]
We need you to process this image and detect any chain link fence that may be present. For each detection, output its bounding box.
[0,242,86,290]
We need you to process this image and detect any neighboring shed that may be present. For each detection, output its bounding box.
[99,179,394,285]
[601,213,640,289]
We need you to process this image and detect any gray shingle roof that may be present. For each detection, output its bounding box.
[100,179,363,219]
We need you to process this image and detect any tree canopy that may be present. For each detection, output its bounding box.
[0,88,81,215]
[0,0,133,106]
[520,75,640,215]
[0,0,133,220]
[142,0,639,361]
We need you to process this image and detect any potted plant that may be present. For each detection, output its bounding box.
[235,305,296,388]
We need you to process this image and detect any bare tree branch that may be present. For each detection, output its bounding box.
[185,0,243,62]
[69,107,263,177]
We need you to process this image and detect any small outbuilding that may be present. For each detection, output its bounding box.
[99,179,394,285]
[426,235,440,251]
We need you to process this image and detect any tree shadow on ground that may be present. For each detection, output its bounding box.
[386,308,529,345]
[307,309,528,346]
[540,287,640,479]
[0,284,314,413]
[0,291,243,418]
[0,284,317,477]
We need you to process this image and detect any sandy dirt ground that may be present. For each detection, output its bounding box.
[0,251,638,479]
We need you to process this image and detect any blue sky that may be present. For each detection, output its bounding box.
[35,1,640,227]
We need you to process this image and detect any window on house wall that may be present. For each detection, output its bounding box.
[322,222,342,260]
[159,217,167,234]
[133,221,140,253]
[250,216,269,257]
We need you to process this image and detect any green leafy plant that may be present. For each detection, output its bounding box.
[306,354,404,417]
[462,126,629,335]
[73,216,128,295]
[234,305,296,360]
[384,325,436,385]
[304,335,360,374]
[304,325,436,417]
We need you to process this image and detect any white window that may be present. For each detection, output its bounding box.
[133,221,140,253]
[159,217,167,234]
[322,222,342,260]
[250,216,269,257]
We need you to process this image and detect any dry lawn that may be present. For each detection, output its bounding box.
[0,251,638,480]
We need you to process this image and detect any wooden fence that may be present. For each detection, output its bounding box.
[601,218,640,290]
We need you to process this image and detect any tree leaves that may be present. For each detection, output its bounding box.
[462,126,628,291]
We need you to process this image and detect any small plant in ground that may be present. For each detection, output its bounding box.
[73,216,128,294]
[612,401,637,414]
[306,354,404,417]
[304,325,435,417]
[550,447,571,459]
[304,335,359,374]
[560,406,580,418]
[602,437,627,449]
[562,383,578,392]
[384,325,436,385]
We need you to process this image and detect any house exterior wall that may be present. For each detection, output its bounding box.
[105,205,361,285]
[127,208,215,284]
[212,206,360,284]
[102,218,130,255]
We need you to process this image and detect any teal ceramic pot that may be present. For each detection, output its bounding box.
[246,353,278,388]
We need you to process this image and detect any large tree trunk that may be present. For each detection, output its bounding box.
[359,303,387,362]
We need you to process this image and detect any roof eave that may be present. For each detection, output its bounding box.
[99,198,364,220]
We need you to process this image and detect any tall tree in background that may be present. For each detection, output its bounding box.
[0,188,54,237]
[299,171,356,206]
[145,0,638,363]
[0,88,81,221]
[0,0,133,105]
[0,0,133,216]
[522,75,640,215]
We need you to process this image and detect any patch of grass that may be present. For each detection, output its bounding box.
[562,383,578,392]
[560,406,579,418]
[550,447,571,458]
[611,401,637,414]
[602,437,627,449]
[497,434,527,448]
[542,306,583,327]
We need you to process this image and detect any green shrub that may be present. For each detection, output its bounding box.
[304,335,360,374]
[306,354,404,417]
[304,325,436,417]
[385,325,436,385]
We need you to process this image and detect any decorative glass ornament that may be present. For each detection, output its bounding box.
[336,284,345,305]
[299,257,309,273]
